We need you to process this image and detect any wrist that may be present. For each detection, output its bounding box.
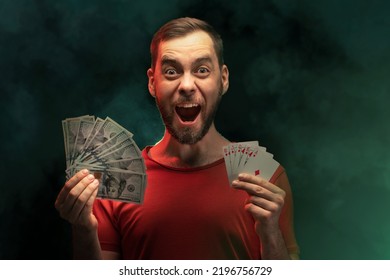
[256,223,290,259]
[255,220,280,237]
[72,222,98,236]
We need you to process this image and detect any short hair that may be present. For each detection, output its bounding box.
[150,17,224,69]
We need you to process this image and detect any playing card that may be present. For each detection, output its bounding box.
[223,146,233,182]
[223,141,279,185]
[229,141,259,177]
[237,145,266,173]
[236,142,265,171]
[230,142,259,180]
[238,148,279,181]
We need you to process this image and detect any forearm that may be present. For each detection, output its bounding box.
[258,226,290,260]
[72,225,102,260]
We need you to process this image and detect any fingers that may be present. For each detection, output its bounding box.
[65,178,99,224]
[68,185,99,227]
[232,173,285,224]
[55,169,99,225]
[232,173,285,202]
[55,169,90,207]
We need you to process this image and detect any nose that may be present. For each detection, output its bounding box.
[178,73,196,96]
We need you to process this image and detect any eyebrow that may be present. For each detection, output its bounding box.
[160,56,213,67]
[193,57,213,66]
[161,56,178,67]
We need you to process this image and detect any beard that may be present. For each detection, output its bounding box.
[155,85,223,145]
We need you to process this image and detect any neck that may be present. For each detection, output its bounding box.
[149,124,230,168]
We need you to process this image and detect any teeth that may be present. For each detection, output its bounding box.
[177,103,199,108]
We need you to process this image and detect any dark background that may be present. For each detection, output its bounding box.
[0,0,389,259]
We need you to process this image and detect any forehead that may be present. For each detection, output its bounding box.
[157,31,217,62]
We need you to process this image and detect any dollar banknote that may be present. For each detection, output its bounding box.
[62,115,146,203]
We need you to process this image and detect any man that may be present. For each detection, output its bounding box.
[55,17,299,259]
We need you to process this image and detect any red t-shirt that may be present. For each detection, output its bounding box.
[93,146,299,259]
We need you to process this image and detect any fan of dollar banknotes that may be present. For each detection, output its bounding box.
[62,115,146,204]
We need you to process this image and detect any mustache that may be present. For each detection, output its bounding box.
[175,97,202,105]
[170,81,224,106]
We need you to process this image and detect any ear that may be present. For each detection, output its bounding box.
[221,64,229,95]
[147,68,156,98]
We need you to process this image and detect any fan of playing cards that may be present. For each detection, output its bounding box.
[62,115,146,204]
[223,141,280,185]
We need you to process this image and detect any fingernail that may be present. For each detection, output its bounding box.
[87,174,94,180]
[93,179,99,186]
[82,169,89,175]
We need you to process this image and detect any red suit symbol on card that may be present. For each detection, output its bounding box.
[255,170,260,176]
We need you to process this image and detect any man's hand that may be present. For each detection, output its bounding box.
[55,169,99,231]
[55,169,106,259]
[232,173,285,231]
[232,173,291,259]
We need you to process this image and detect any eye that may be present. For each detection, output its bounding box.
[163,68,180,80]
[165,69,177,75]
[195,67,210,77]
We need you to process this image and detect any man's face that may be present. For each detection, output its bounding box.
[147,31,229,144]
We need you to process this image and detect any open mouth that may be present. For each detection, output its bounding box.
[175,103,201,122]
